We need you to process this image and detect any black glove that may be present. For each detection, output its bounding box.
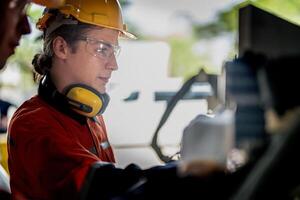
[80,162,144,200]
[116,162,230,200]
[81,162,231,200]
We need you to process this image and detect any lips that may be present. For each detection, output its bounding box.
[10,39,20,48]
[98,77,110,83]
[8,41,20,54]
[12,42,19,47]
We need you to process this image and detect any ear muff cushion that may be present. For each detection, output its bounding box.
[63,84,110,117]
[99,92,110,114]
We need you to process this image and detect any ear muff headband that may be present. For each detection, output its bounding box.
[63,84,110,117]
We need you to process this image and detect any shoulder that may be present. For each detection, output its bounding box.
[9,96,63,132]
[12,96,50,119]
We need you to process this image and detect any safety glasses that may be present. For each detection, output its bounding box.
[78,36,121,61]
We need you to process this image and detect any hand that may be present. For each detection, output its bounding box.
[178,160,227,177]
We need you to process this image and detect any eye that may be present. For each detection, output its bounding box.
[96,43,110,56]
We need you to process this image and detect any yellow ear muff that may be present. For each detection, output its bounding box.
[64,84,109,117]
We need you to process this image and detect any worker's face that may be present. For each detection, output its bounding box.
[65,28,119,93]
[0,0,31,70]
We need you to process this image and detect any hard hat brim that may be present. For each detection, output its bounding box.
[121,31,137,40]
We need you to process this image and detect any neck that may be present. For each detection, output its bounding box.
[50,60,72,93]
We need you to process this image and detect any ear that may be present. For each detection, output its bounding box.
[52,36,69,59]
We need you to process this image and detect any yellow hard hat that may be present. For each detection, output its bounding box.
[37,0,136,39]
[32,0,66,8]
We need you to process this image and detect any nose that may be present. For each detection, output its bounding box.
[19,15,31,35]
[106,55,118,71]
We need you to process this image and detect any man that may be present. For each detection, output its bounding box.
[0,0,31,69]
[0,0,65,199]
[8,0,136,199]
[0,0,65,69]
[7,0,230,199]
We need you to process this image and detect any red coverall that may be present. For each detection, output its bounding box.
[8,95,115,200]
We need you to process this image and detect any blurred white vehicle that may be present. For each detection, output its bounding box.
[104,41,209,168]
